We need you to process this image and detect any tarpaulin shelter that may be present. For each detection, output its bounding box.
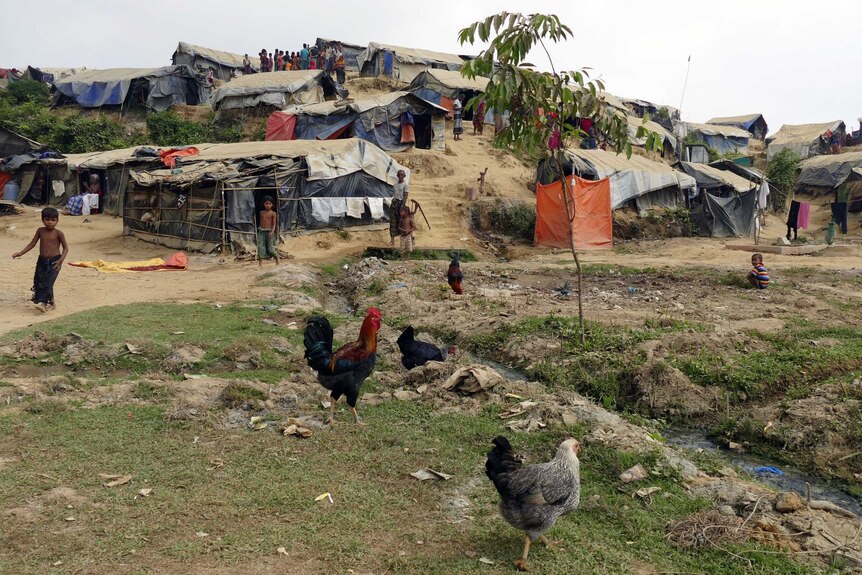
[683,122,750,155]
[766,121,845,161]
[358,42,470,83]
[706,114,768,140]
[624,114,677,158]
[52,66,207,111]
[709,159,766,185]
[22,66,86,83]
[0,126,40,158]
[797,150,862,189]
[535,175,612,250]
[172,41,256,80]
[210,70,344,112]
[537,148,696,213]
[678,162,756,193]
[123,139,408,253]
[407,69,490,121]
[691,188,757,237]
[316,38,365,71]
[265,91,447,151]
[618,96,679,131]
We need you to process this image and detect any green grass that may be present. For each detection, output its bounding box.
[220,383,267,408]
[0,402,813,575]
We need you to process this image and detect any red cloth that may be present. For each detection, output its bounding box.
[439,96,455,119]
[535,175,612,250]
[159,147,199,168]
[0,172,10,195]
[126,252,189,271]
[265,112,297,141]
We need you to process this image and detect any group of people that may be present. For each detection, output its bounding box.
[243,43,346,83]
[451,97,487,141]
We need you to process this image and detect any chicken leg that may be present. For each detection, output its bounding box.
[350,406,365,427]
[327,396,336,424]
[514,534,531,571]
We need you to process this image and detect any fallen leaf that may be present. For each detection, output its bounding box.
[314,492,334,503]
[138,488,152,497]
[410,468,453,481]
[101,474,132,488]
[125,343,141,355]
[171,331,186,335]
[634,486,661,499]
[183,373,207,380]
[52,561,63,566]
[195,531,208,538]
[478,557,495,565]
[207,458,225,470]
[64,517,76,522]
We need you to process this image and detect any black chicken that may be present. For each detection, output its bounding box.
[396,326,450,369]
[485,435,581,571]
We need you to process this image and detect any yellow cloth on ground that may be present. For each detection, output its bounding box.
[69,257,167,273]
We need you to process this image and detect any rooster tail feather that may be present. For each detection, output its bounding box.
[485,435,519,499]
[304,316,334,373]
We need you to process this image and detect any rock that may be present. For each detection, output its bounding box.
[561,411,579,427]
[393,389,421,402]
[718,505,737,516]
[620,464,648,483]
[717,467,738,478]
[775,491,805,513]
[777,236,791,246]
[416,384,428,395]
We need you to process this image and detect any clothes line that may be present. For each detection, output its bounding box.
[311,196,389,223]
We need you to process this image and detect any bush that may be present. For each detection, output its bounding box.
[3,80,50,104]
[766,148,800,211]
[472,198,536,241]
[146,111,211,146]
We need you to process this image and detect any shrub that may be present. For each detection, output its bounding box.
[3,80,50,104]
[766,148,800,212]
[472,198,536,241]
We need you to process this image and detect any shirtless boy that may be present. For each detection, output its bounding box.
[12,207,69,312]
[257,196,280,266]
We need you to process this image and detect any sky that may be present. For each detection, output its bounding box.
[1,0,860,135]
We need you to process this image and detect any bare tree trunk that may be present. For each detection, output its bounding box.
[555,153,586,347]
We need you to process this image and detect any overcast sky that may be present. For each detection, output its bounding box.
[2,0,859,134]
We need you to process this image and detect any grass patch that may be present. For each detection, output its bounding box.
[0,402,814,575]
[132,381,172,402]
[220,383,267,408]
[361,247,478,262]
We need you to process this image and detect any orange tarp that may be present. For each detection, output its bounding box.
[535,176,612,250]
[265,111,297,141]
[160,147,200,168]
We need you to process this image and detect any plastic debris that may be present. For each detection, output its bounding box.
[410,468,453,481]
[753,466,784,476]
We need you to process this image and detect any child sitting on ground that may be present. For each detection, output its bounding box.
[747,253,769,289]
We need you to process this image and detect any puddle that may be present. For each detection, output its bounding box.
[664,427,862,516]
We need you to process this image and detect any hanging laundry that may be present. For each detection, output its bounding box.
[367,197,385,219]
[346,197,365,218]
[758,181,770,209]
[832,202,848,234]
[311,197,331,222]
[797,201,811,229]
[51,180,65,201]
[786,200,800,241]
[329,197,347,217]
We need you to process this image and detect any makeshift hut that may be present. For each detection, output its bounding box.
[52,66,207,111]
[797,150,862,190]
[619,97,679,131]
[709,159,766,185]
[706,114,768,140]
[265,91,446,151]
[407,69,490,120]
[210,70,344,112]
[624,115,677,158]
[690,188,757,238]
[678,162,757,194]
[172,41,256,80]
[22,66,86,83]
[0,126,40,158]
[683,122,750,155]
[123,139,408,253]
[316,38,365,71]
[536,148,696,213]
[358,42,468,83]
[766,121,845,161]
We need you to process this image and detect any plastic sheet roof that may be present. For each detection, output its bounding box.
[358,42,466,68]
[411,69,489,92]
[798,150,862,188]
[174,41,254,70]
[685,122,751,139]
[210,70,327,109]
[706,114,765,129]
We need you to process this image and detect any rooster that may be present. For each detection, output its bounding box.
[485,435,581,571]
[447,253,463,294]
[303,308,382,426]
[396,326,453,369]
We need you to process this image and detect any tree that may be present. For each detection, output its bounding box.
[765,148,800,212]
[459,12,661,345]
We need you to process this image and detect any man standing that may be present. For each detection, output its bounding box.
[389,170,408,247]
[300,44,310,70]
